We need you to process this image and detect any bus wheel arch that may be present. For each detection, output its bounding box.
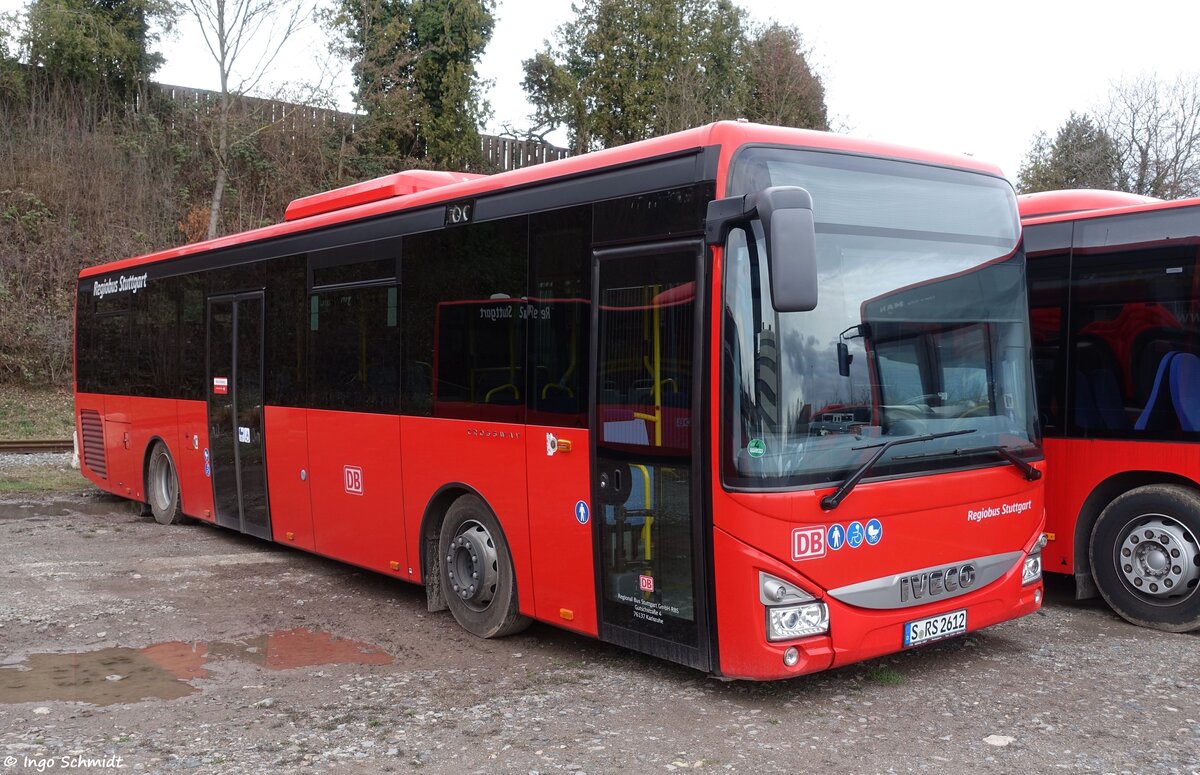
[419,484,473,613]
[420,486,530,638]
[143,439,183,525]
[1086,480,1200,632]
[1073,471,1197,599]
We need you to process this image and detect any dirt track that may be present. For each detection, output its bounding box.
[1,489,1198,774]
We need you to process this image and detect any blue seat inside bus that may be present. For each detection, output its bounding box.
[1170,352,1200,431]
[1134,351,1200,432]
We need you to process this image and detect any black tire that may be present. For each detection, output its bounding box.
[1090,484,1200,632]
[438,494,530,638]
[146,442,183,526]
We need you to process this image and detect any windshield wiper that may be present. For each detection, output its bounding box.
[948,444,1042,481]
[821,429,977,510]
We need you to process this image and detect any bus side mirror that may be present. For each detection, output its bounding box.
[705,186,818,312]
[837,342,853,377]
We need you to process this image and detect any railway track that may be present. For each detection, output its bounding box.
[0,439,74,454]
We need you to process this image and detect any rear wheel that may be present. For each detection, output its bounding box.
[1090,485,1200,632]
[146,443,183,526]
[438,494,529,638]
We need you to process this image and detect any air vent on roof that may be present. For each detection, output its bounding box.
[284,170,488,222]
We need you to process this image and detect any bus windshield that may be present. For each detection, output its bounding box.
[723,148,1037,489]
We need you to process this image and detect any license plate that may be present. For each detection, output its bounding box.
[904,609,967,647]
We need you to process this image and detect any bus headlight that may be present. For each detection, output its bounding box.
[759,571,829,641]
[1022,553,1042,585]
[767,602,829,641]
[1022,535,1046,585]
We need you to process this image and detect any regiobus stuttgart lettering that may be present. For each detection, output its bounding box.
[477,303,551,322]
[967,499,1034,523]
[91,273,148,298]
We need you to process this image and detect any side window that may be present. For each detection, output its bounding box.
[128,279,177,397]
[1068,238,1200,439]
[402,217,528,422]
[528,206,592,428]
[177,273,207,402]
[876,340,925,403]
[1025,223,1071,437]
[87,283,133,395]
[309,284,400,413]
[265,255,307,408]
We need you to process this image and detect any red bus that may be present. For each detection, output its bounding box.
[74,122,1045,680]
[1022,188,1200,631]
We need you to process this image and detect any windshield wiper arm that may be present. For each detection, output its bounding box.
[950,444,1042,481]
[821,429,976,511]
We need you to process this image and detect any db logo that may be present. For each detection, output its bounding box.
[639,574,654,592]
[343,465,364,495]
[792,526,827,561]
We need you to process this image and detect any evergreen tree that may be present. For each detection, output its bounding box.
[328,0,494,171]
[23,0,173,109]
[522,0,827,152]
[1017,112,1119,194]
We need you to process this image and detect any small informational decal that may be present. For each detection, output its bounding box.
[444,199,475,227]
[847,521,865,549]
[827,524,846,551]
[344,465,364,495]
[747,438,766,458]
[237,426,251,444]
[575,500,589,525]
[203,448,210,462]
[639,574,655,592]
[792,526,827,561]
[213,377,229,395]
[547,432,559,456]
[866,518,883,545]
[204,461,211,478]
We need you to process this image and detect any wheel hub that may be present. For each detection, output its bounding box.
[1118,515,1200,599]
[150,453,175,511]
[446,520,499,610]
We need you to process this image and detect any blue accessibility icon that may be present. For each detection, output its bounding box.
[203,448,210,462]
[827,524,846,551]
[847,521,865,548]
[575,500,590,525]
[865,518,883,545]
[204,461,211,478]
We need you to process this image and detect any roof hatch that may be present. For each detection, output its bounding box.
[284,169,488,222]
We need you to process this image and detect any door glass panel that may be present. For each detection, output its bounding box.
[207,299,238,528]
[595,249,698,648]
[237,296,269,537]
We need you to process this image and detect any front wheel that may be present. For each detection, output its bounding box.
[438,494,530,639]
[146,443,183,525]
[1090,485,1200,632]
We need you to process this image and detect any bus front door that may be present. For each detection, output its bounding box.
[592,240,713,671]
[207,293,271,540]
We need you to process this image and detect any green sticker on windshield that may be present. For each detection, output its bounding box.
[747,438,766,458]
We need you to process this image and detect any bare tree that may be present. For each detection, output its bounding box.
[1099,73,1200,199]
[184,0,309,239]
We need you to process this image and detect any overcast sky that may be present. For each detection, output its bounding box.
[6,0,1200,179]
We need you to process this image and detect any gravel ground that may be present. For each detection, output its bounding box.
[0,452,76,469]
[0,489,1198,775]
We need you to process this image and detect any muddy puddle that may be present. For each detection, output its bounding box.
[0,629,393,706]
[0,499,124,520]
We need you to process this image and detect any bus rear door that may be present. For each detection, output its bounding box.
[207,292,271,539]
